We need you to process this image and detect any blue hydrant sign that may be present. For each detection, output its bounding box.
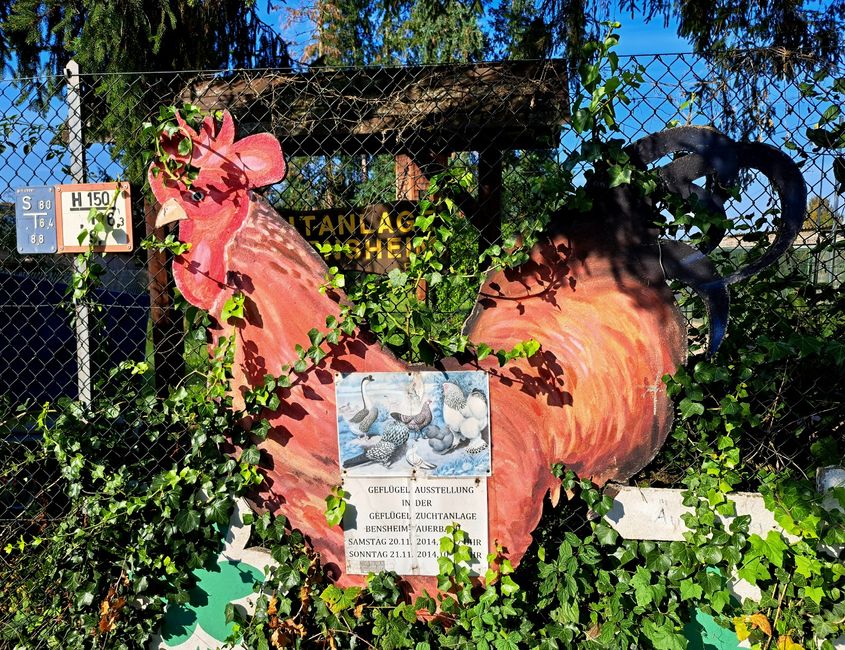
[15,186,58,254]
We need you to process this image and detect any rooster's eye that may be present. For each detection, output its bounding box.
[191,190,205,202]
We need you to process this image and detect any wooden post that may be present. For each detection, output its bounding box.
[395,154,430,201]
[395,154,430,302]
[144,198,185,396]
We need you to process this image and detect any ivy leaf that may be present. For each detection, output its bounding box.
[679,398,705,418]
[311,346,327,364]
[203,498,232,526]
[776,635,804,650]
[571,108,591,133]
[608,165,632,188]
[594,523,618,546]
[252,418,271,442]
[795,554,822,578]
[642,619,685,650]
[307,328,324,346]
[77,590,95,608]
[388,268,409,287]
[803,585,824,605]
[320,585,361,614]
[697,545,723,565]
[679,579,703,601]
[631,566,655,607]
[175,508,200,533]
[761,531,788,568]
[325,486,348,527]
[177,136,193,156]
[733,618,750,641]
[738,553,770,585]
[476,343,493,361]
[710,589,731,613]
[240,446,261,465]
[220,292,245,322]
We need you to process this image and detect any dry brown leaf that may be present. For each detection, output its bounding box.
[299,584,312,609]
[270,629,290,648]
[267,595,278,616]
[97,589,126,635]
[586,624,602,640]
[776,635,804,650]
[353,603,365,618]
[749,613,772,637]
[282,619,306,638]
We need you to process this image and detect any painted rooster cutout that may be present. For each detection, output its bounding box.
[150,113,804,594]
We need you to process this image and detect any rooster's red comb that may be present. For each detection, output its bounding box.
[149,110,286,206]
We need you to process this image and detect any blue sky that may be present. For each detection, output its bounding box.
[0,8,690,201]
[612,16,689,55]
[2,8,832,209]
[258,3,692,61]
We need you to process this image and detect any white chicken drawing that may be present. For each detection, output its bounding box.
[441,382,489,454]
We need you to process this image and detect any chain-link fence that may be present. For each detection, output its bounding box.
[1,53,842,643]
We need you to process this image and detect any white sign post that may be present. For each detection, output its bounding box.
[64,59,92,405]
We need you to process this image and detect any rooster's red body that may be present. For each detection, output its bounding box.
[150,112,685,594]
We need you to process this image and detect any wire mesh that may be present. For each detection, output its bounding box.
[0,53,842,645]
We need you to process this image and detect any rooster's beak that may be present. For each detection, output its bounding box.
[155,198,188,228]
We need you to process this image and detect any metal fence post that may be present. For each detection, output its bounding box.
[65,59,92,405]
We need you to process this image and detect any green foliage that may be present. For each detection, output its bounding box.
[310,161,548,365]
[293,0,486,65]
[140,232,192,256]
[4,24,844,650]
[0,1,288,77]
[227,460,843,649]
[0,2,289,189]
[324,485,349,527]
[797,73,845,194]
[1,336,263,647]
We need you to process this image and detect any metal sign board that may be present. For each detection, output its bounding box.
[336,370,491,478]
[15,186,58,254]
[343,476,488,576]
[279,201,427,274]
[55,182,133,253]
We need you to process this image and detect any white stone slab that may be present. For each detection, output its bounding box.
[606,473,845,650]
[605,487,784,542]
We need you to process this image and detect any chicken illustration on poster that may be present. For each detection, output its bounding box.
[336,371,491,478]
